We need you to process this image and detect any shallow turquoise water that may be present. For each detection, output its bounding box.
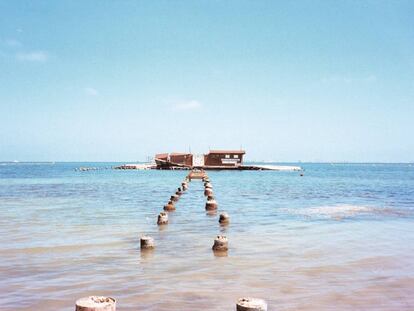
[0,163,413,310]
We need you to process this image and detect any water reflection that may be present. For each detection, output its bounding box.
[140,249,155,261]
[206,210,217,217]
[157,224,168,232]
[213,250,228,257]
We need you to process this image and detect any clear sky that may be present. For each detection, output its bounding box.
[1,1,413,162]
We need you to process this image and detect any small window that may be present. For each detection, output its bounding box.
[225,154,230,158]
[233,155,239,159]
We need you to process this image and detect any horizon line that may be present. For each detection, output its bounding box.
[1,161,413,164]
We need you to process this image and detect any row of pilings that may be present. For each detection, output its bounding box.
[75,296,268,310]
[75,170,267,311]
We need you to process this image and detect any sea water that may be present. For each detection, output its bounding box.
[0,163,413,310]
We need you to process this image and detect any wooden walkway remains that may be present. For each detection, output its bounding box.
[74,169,267,311]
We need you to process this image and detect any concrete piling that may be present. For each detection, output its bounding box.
[212,235,228,251]
[140,236,155,250]
[219,212,230,224]
[204,188,213,196]
[205,198,218,211]
[75,296,116,311]
[164,200,176,211]
[157,211,168,225]
[236,298,267,311]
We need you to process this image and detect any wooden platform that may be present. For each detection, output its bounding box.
[112,163,302,172]
[188,170,206,179]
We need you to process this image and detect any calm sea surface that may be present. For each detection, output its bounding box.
[0,163,413,310]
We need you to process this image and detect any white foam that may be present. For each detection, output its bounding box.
[284,204,376,220]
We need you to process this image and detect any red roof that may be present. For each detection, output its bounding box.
[170,152,192,156]
[155,153,168,159]
[208,150,245,155]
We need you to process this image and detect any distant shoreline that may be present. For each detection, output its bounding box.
[1,161,413,165]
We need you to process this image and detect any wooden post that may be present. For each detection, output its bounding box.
[182,182,188,191]
[205,198,218,211]
[157,212,168,225]
[212,235,228,251]
[236,298,267,311]
[140,236,155,250]
[75,296,116,311]
[219,212,230,224]
[164,200,176,211]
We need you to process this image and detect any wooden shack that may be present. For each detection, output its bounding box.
[204,150,245,167]
[119,149,301,171]
[154,152,192,169]
[169,153,193,166]
[154,150,245,169]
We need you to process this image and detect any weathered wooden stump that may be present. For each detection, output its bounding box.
[212,235,228,251]
[236,298,267,311]
[75,296,116,311]
[170,194,179,202]
[140,236,155,250]
[157,212,168,225]
[164,200,176,211]
[205,198,218,211]
[219,212,230,224]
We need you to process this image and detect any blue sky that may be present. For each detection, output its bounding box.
[1,1,413,162]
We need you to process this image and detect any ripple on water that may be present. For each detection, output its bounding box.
[1,164,414,310]
[279,204,414,220]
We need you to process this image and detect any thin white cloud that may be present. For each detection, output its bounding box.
[16,51,48,62]
[84,87,99,96]
[321,74,377,84]
[4,39,22,47]
[172,100,202,111]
